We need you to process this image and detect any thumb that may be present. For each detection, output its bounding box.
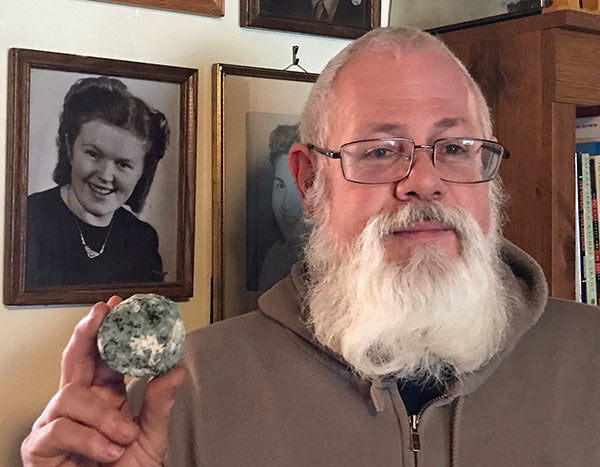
[136,367,185,458]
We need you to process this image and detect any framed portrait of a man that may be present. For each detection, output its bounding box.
[241,0,381,39]
[212,64,318,322]
[4,49,197,305]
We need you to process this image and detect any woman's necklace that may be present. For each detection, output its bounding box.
[64,185,114,259]
[72,214,114,259]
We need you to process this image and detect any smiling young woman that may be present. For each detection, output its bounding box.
[25,76,170,287]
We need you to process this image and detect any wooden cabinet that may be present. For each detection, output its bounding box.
[440,10,600,300]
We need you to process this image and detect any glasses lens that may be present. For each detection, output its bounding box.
[434,138,503,183]
[340,138,413,183]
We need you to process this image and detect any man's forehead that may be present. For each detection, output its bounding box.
[328,49,482,140]
[335,48,468,92]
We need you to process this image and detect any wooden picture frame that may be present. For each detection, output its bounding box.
[98,0,224,16]
[212,64,319,322]
[5,48,198,305]
[241,0,381,39]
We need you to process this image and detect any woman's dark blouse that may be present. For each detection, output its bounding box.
[26,186,164,287]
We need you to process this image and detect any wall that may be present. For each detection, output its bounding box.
[0,0,389,464]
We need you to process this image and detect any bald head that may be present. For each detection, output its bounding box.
[300,27,492,150]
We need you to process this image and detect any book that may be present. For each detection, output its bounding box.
[575,153,584,302]
[581,153,597,305]
[576,116,600,142]
[590,157,600,303]
[576,141,600,154]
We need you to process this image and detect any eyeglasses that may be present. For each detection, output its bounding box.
[307,137,510,185]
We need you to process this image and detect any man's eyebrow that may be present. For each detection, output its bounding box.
[365,118,468,137]
[432,117,468,131]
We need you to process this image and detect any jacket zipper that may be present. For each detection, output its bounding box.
[410,414,421,466]
[407,395,450,465]
[410,414,421,451]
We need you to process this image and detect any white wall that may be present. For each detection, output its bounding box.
[0,0,389,464]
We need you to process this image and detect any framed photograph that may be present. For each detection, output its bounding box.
[241,0,381,39]
[212,64,319,322]
[4,48,197,305]
[389,0,548,34]
[97,0,224,16]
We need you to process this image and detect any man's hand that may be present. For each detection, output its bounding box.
[21,296,185,466]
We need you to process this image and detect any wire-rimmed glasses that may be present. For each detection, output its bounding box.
[307,137,510,185]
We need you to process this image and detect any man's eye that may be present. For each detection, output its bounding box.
[364,147,395,159]
[86,150,99,159]
[441,144,466,156]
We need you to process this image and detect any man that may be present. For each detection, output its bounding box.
[21,27,600,466]
[261,0,367,27]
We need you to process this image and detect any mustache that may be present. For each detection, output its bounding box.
[371,201,473,238]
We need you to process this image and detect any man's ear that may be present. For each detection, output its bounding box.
[288,142,318,212]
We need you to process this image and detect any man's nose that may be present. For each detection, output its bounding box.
[395,148,446,201]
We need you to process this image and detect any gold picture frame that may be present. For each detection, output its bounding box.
[4,48,197,305]
[212,63,319,322]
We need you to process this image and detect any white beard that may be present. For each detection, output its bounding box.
[304,201,510,383]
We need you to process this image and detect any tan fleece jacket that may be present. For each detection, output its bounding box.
[131,240,600,466]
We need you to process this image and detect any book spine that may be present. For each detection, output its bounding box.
[594,156,600,304]
[591,158,600,303]
[582,153,597,305]
[575,153,583,302]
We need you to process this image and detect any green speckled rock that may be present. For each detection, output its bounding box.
[97,294,185,377]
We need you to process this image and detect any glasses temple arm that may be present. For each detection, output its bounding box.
[307,143,341,159]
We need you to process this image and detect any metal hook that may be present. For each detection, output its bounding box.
[283,45,308,73]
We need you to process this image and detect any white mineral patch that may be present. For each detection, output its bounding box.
[130,333,166,366]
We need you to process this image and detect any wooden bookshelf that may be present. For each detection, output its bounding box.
[440,10,600,300]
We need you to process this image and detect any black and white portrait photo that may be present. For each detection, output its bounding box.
[241,0,380,39]
[26,70,179,288]
[245,112,307,292]
[4,49,197,305]
[212,63,317,321]
[260,0,369,27]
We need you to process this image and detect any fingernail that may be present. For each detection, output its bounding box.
[108,444,125,459]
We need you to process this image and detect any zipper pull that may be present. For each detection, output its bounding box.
[410,414,421,452]
[370,382,386,412]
